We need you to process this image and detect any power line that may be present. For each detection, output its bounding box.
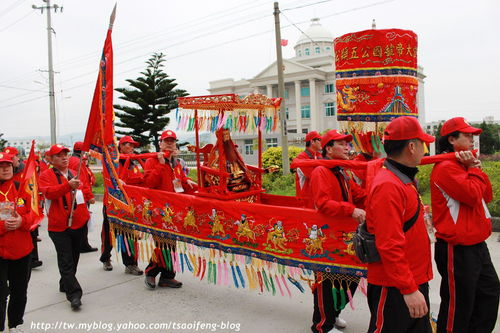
[0,10,34,32]
[0,84,45,92]
[0,0,26,20]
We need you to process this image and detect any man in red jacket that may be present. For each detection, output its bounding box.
[297,131,322,160]
[431,117,499,333]
[100,136,144,275]
[69,141,97,253]
[144,130,196,290]
[295,131,322,206]
[309,129,367,333]
[2,147,24,183]
[40,144,93,310]
[366,116,434,333]
[0,153,35,332]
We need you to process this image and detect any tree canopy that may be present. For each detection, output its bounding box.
[114,53,188,151]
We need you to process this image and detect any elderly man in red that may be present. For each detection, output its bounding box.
[2,147,24,183]
[143,130,196,290]
[309,129,367,333]
[40,144,93,310]
[0,153,36,333]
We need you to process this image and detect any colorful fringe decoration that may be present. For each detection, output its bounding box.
[176,108,280,134]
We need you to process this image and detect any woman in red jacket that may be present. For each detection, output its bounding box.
[39,144,92,311]
[431,117,499,333]
[0,153,35,333]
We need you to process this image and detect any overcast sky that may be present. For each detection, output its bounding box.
[1,0,499,140]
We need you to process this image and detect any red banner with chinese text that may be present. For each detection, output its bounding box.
[335,29,418,122]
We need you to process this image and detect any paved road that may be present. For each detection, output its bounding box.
[21,201,499,332]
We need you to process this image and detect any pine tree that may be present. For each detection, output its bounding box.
[114,53,188,151]
[0,133,7,151]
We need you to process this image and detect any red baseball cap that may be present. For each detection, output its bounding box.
[73,141,84,152]
[119,135,140,147]
[384,116,434,143]
[321,130,353,148]
[46,144,70,156]
[0,152,14,164]
[440,117,482,136]
[305,131,321,142]
[3,147,18,156]
[160,130,177,141]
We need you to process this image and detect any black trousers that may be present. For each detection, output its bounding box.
[311,274,358,333]
[99,206,136,267]
[0,254,32,331]
[435,239,500,333]
[30,227,39,261]
[79,203,94,251]
[48,227,85,301]
[367,283,431,333]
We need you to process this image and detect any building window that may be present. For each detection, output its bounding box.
[244,139,254,155]
[305,48,310,56]
[266,138,278,148]
[298,50,302,57]
[301,105,311,119]
[325,46,332,52]
[284,89,289,99]
[288,129,297,134]
[301,87,310,97]
[325,102,335,117]
[302,128,309,134]
[315,46,320,54]
[324,84,334,93]
[286,107,289,120]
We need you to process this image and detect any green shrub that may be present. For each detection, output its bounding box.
[262,146,303,169]
[483,161,500,216]
[262,173,296,196]
[93,172,104,194]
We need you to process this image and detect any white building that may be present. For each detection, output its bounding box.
[209,18,426,164]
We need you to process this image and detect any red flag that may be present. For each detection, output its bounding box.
[281,39,288,47]
[18,140,43,227]
[82,4,116,152]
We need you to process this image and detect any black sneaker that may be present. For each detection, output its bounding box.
[103,260,113,271]
[70,297,82,310]
[31,260,43,269]
[145,276,156,290]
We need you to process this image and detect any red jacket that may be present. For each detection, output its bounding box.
[69,156,96,190]
[310,166,366,217]
[430,159,493,245]
[40,168,91,232]
[297,148,322,160]
[295,149,322,207]
[366,161,432,294]
[119,158,145,186]
[0,179,35,260]
[144,157,193,193]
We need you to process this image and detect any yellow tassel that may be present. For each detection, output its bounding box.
[140,241,145,263]
[245,266,254,290]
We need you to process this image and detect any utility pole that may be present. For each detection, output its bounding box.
[273,2,290,174]
[32,0,62,145]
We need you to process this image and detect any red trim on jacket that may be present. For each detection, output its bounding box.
[39,168,90,232]
[310,166,366,217]
[430,159,492,245]
[366,167,432,294]
[0,179,35,260]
